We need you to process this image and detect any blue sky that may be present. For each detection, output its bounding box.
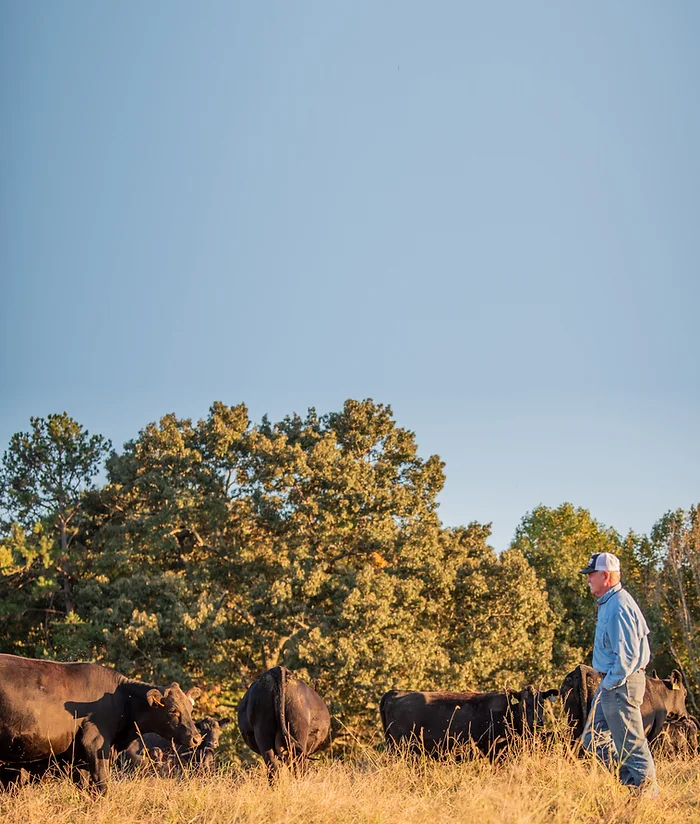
[2,1,698,551]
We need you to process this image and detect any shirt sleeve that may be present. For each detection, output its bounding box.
[602,604,643,690]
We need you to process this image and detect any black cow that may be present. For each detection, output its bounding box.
[0,653,202,791]
[238,666,331,778]
[380,685,559,758]
[652,714,699,759]
[119,716,232,776]
[559,664,687,743]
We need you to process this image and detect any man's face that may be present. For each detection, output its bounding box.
[587,570,611,598]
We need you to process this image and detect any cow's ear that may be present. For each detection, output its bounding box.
[186,687,202,705]
[509,694,520,707]
[542,689,559,701]
[671,670,683,689]
[218,717,232,728]
[147,688,165,707]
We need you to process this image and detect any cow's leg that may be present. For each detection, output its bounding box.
[253,728,281,782]
[80,723,111,792]
[261,748,280,782]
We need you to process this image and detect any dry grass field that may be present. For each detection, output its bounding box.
[1,743,699,824]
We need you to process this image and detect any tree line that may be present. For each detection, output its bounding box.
[0,400,698,744]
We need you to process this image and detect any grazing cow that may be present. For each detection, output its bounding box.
[119,716,232,775]
[559,664,687,743]
[652,714,699,759]
[0,653,202,792]
[380,686,559,758]
[238,666,331,778]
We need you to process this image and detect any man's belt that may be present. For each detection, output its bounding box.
[595,668,645,678]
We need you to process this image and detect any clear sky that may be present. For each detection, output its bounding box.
[2,1,698,551]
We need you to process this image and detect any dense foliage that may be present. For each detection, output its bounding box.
[1,401,697,740]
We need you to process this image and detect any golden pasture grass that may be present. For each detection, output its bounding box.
[1,745,698,824]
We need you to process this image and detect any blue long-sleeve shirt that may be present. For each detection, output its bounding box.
[592,583,651,690]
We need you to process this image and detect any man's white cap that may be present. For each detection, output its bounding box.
[579,552,621,575]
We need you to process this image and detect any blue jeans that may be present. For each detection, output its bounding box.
[581,671,656,787]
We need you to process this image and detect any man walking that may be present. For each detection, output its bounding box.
[580,552,659,797]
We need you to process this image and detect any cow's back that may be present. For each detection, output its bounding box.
[380,690,507,755]
[0,654,120,763]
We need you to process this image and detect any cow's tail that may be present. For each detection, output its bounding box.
[577,666,589,739]
[275,666,291,756]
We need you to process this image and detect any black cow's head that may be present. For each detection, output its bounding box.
[195,716,232,750]
[509,686,559,733]
[145,683,203,748]
[662,670,687,713]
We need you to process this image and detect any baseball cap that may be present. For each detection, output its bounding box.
[579,552,621,575]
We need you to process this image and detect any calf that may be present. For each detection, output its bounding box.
[119,716,232,776]
[0,653,201,792]
[238,666,331,778]
[380,685,559,758]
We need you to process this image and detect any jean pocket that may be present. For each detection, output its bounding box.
[625,674,645,707]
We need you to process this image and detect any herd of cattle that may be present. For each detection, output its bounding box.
[0,652,698,792]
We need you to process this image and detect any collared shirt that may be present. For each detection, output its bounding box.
[592,582,651,690]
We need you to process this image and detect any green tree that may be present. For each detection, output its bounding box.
[443,524,556,688]
[0,520,57,655]
[224,399,451,736]
[511,503,623,673]
[0,414,110,650]
[649,505,700,710]
[73,403,250,690]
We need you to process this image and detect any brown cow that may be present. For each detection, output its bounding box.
[238,667,331,779]
[559,664,687,743]
[380,685,559,758]
[0,653,201,792]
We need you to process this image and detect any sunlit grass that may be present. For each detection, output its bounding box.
[1,739,698,824]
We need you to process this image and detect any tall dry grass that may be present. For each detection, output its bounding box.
[1,740,699,824]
